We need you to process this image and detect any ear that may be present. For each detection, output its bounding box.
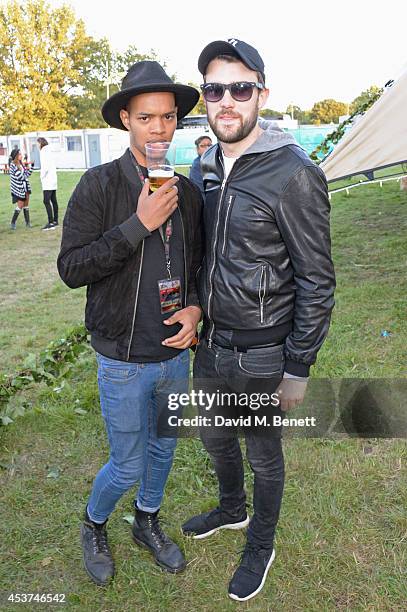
[258,87,270,111]
[119,108,130,131]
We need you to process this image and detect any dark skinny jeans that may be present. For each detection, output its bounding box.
[43,190,58,223]
[193,339,285,550]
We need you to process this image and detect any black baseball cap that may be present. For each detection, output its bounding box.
[198,38,265,81]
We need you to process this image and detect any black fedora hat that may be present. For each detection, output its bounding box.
[102,61,199,130]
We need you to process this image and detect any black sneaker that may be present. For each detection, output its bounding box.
[132,506,186,573]
[228,544,275,601]
[51,221,59,227]
[182,507,249,539]
[42,223,55,231]
[80,514,114,586]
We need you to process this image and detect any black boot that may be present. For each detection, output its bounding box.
[23,208,31,228]
[10,209,20,229]
[132,505,186,573]
[80,508,115,586]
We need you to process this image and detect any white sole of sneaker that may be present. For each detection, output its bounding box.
[228,548,276,602]
[192,515,250,540]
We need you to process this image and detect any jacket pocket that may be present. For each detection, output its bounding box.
[258,264,268,324]
[101,363,140,384]
[197,258,210,313]
[221,195,236,255]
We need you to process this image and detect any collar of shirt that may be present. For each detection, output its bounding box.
[221,148,239,180]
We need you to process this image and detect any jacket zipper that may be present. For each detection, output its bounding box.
[178,207,188,307]
[259,264,267,324]
[127,208,187,359]
[208,157,236,348]
[126,240,145,360]
[222,195,234,255]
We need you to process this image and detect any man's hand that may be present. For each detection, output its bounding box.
[162,305,201,349]
[276,378,308,411]
[136,177,179,232]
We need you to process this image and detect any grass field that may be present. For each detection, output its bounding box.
[0,170,406,611]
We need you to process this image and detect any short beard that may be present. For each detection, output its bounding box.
[208,107,259,144]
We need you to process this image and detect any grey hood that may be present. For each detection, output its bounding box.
[244,118,299,155]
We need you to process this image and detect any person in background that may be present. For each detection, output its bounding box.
[188,135,213,195]
[37,137,59,230]
[8,145,18,168]
[9,148,33,229]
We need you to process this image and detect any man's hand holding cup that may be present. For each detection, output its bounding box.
[136,176,179,232]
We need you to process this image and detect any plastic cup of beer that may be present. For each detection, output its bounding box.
[145,142,176,191]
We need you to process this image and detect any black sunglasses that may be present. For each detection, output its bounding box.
[200,81,265,103]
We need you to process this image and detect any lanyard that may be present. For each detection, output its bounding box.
[130,149,173,279]
[159,219,173,278]
[131,153,146,185]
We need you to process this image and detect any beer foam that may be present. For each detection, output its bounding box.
[148,169,174,178]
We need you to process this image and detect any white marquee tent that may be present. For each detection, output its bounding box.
[321,71,407,184]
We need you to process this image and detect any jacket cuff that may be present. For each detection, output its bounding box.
[119,214,151,248]
[283,371,308,381]
[186,292,201,309]
[284,359,310,377]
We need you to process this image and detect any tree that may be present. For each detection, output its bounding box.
[69,42,159,129]
[285,104,300,119]
[297,110,313,124]
[284,105,315,124]
[0,0,93,133]
[0,1,163,131]
[68,37,112,129]
[186,83,205,116]
[259,108,284,119]
[350,85,381,114]
[310,99,348,124]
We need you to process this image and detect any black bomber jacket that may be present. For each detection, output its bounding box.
[199,122,336,377]
[57,148,203,362]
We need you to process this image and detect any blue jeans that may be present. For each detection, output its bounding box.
[87,350,189,523]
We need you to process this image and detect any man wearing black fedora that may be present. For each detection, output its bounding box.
[58,61,202,585]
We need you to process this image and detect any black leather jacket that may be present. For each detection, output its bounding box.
[58,149,202,362]
[199,131,335,376]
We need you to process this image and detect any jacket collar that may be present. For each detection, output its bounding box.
[119,148,145,188]
[200,143,223,186]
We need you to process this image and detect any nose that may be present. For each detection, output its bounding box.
[220,88,234,109]
[150,118,166,134]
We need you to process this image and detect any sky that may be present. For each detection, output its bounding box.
[54,0,407,111]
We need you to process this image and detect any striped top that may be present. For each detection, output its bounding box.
[10,163,32,198]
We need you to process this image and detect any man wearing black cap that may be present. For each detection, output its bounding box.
[58,61,202,585]
[182,39,335,601]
